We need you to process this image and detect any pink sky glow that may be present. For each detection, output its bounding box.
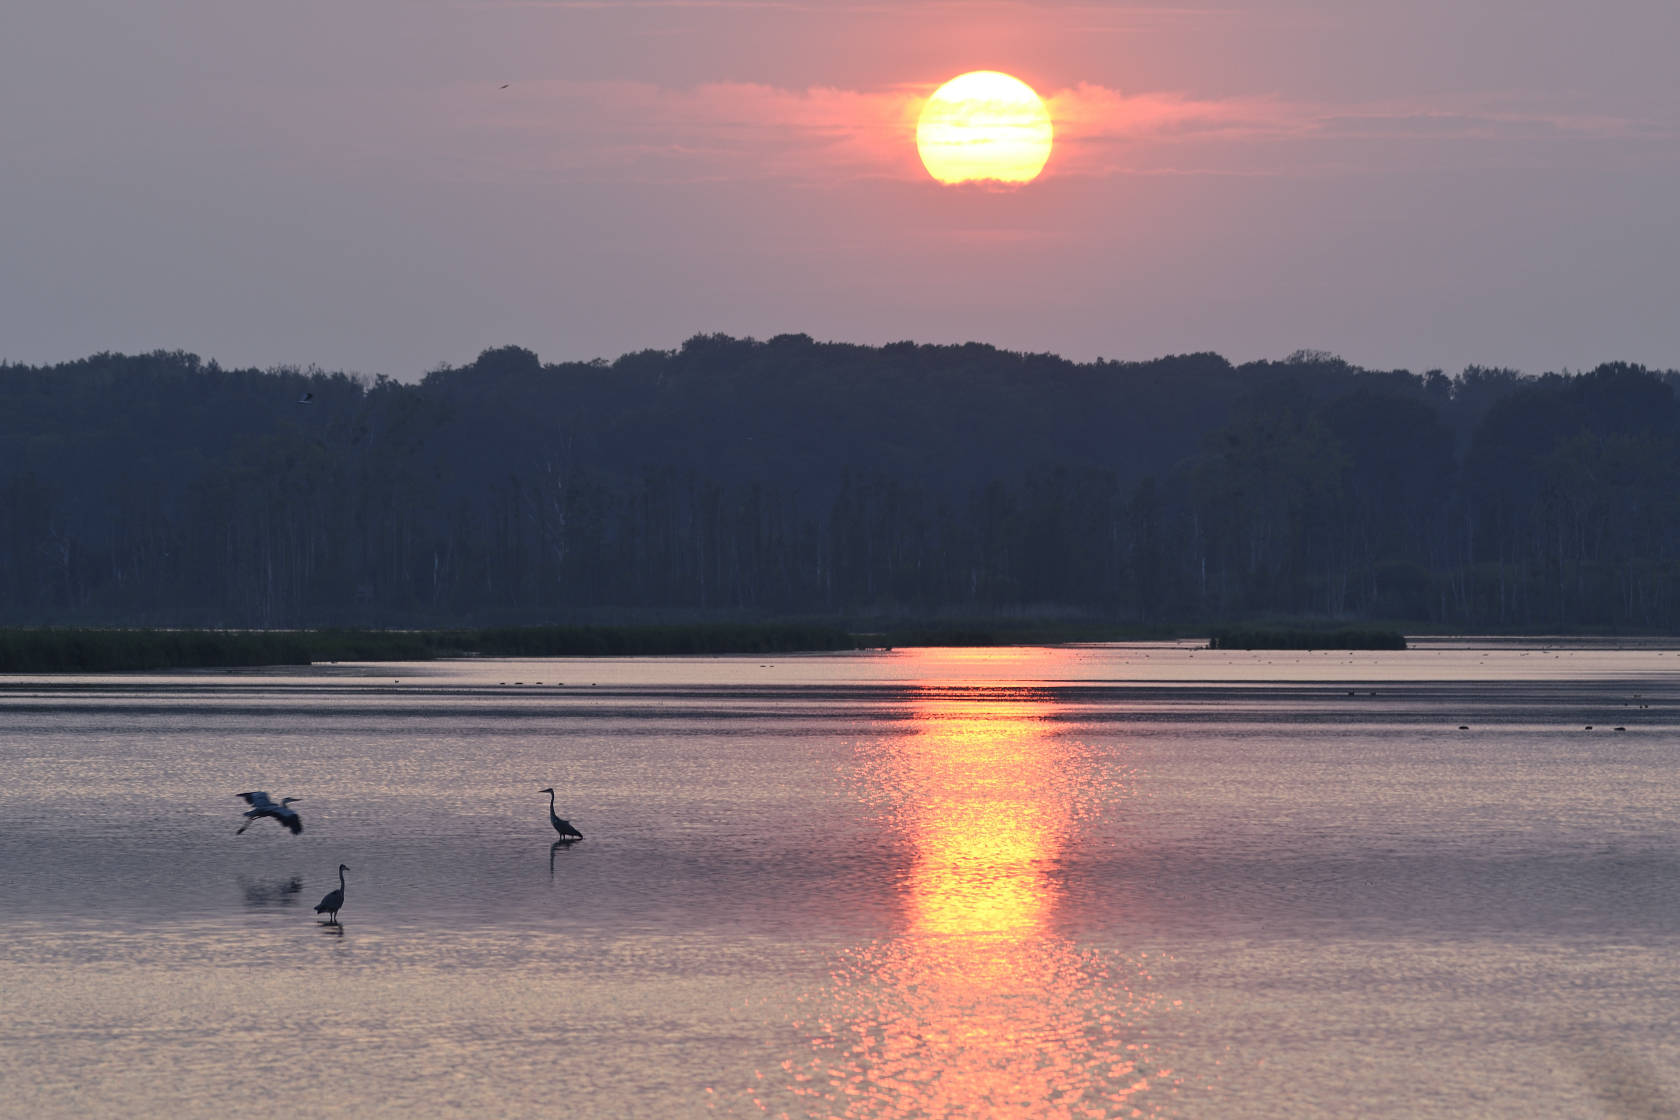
[1,0,1676,376]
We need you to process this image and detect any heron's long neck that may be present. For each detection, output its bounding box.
[548,790,557,813]
[338,869,346,891]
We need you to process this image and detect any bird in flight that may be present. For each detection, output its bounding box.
[499,84,509,89]
[236,791,303,835]
[298,391,314,403]
[315,864,349,923]
[540,787,583,840]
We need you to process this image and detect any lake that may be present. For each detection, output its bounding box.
[2,641,1678,1119]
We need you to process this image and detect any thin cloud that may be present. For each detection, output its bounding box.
[1047,84,1659,174]
[320,78,1670,185]
[455,81,925,182]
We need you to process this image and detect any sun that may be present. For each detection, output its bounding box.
[916,71,1053,186]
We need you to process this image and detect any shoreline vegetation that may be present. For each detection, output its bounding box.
[0,624,856,673]
[0,621,1537,672]
[9,346,1680,634]
[1207,629,1407,651]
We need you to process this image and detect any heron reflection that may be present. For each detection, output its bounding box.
[238,875,303,907]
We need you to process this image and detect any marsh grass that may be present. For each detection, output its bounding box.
[0,624,860,672]
[1207,628,1407,651]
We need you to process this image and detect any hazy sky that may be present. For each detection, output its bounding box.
[3,0,1676,378]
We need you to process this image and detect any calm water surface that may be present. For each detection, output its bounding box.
[3,642,1680,1119]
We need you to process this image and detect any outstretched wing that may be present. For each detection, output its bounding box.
[237,791,274,809]
[283,813,303,835]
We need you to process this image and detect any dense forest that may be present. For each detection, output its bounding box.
[2,336,1678,631]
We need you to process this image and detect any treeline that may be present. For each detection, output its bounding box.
[2,337,1679,630]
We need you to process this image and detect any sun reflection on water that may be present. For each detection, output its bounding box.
[767,675,1180,1119]
[901,696,1063,939]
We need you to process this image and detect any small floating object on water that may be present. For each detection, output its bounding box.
[1459,726,1469,730]
[1615,726,1626,731]
[1585,726,1593,730]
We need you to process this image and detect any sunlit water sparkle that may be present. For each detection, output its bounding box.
[3,641,1679,1119]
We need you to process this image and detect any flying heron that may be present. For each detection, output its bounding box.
[314,864,349,923]
[236,791,303,835]
[539,788,583,840]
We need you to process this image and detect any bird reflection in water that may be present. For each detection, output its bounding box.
[550,838,579,878]
[775,677,1180,1118]
[237,875,303,907]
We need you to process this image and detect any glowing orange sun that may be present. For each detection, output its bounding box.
[916,71,1053,186]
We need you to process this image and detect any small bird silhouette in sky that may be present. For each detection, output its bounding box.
[500,84,509,89]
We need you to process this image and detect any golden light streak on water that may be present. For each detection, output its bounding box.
[903,695,1064,938]
[772,683,1180,1119]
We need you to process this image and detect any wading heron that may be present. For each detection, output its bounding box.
[539,788,583,840]
[314,864,349,922]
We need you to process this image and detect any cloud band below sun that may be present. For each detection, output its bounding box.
[378,78,1657,186]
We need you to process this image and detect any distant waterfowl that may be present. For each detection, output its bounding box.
[314,864,349,922]
[236,791,303,835]
[540,787,583,840]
